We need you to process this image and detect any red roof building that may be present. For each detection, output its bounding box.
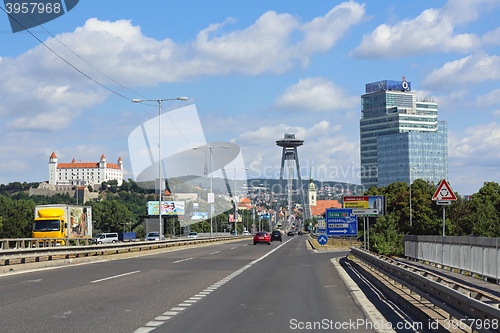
[48,152,123,187]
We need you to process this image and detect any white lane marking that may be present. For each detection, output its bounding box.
[134,237,293,332]
[171,307,185,311]
[230,247,236,250]
[209,251,220,255]
[22,279,42,283]
[145,321,163,327]
[163,311,178,316]
[91,270,140,284]
[331,258,396,333]
[173,258,193,264]
[135,328,155,333]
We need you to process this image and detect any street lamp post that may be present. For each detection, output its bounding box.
[223,167,249,235]
[409,167,417,227]
[193,145,228,237]
[132,97,187,237]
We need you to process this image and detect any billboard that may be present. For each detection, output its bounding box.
[343,196,386,215]
[191,212,208,221]
[148,201,185,216]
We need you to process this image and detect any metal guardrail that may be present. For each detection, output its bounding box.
[405,235,500,282]
[351,247,500,333]
[0,238,92,250]
[0,235,249,265]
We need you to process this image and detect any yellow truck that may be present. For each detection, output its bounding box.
[32,204,92,245]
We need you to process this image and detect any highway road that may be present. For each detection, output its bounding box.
[0,236,422,333]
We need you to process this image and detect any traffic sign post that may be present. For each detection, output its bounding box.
[317,234,328,246]
[432,180,457,236]
[325,209,357,236]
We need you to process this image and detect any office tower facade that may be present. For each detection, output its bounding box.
[360,79,448,189]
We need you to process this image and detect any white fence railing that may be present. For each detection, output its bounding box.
[404,235,500,282]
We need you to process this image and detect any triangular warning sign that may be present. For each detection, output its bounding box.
[432,180,457,201]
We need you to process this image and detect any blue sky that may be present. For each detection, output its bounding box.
[1,0,500,195]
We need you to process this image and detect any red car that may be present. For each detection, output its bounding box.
[253,231,271,245]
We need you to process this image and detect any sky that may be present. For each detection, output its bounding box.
[1,0,500,195]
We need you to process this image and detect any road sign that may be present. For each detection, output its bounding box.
[436,201,452,205]
[432,180,457,201]
[317,234,328,245]
[325,208,357,236]
[352,209,379,216]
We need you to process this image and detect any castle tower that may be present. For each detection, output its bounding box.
[48,152,58,185]
[100,154,106,168]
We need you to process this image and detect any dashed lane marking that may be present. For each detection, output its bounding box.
[134,237,293,332]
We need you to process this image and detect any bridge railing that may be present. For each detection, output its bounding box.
[405,235,500,282]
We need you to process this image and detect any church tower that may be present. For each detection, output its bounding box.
[308,168,317,217]
[48,152,58,185]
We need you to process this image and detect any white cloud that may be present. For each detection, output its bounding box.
[421,53,500,91]
[492,109,500,117]
[0,3,365,133]
[8,107,74,131]
[449,122,500,162]
[477,88,500,108]
[351,0,500,59]
[273,77,358,112]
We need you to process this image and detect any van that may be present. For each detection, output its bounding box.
[92,233,119,244]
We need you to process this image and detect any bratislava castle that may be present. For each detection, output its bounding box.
[360,79,448,189]
[48,152,123,187]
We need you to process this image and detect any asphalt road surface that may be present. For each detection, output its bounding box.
[0,236,423,333]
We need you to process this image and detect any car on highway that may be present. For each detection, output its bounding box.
[287,231,295,236]
[253,231,270,245]
[92,232,118,244]
[145,232,165,241]
[187,232,199,238]
[270,230,282,242]
[242,230,251,236]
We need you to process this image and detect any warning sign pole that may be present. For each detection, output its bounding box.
[433,180,456,236]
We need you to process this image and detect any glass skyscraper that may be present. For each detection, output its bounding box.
[360,79,448,189]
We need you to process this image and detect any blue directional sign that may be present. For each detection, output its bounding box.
[317,234,328,245]
[325,208,357,236]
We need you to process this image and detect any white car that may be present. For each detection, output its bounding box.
[187,232,199,238]
[242,231,251,235]
[145,232,165,241]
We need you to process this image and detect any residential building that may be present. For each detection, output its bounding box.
[360,79,448,188]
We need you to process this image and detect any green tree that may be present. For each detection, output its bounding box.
[91,200,135,234]
[369,213,404,256]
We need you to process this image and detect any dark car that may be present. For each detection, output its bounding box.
[270,230,282,242]
[287,231,295,236]
[253,231,271,245]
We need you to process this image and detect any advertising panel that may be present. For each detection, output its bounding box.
[70,206,92,238]
[343,196,385,216]
[191,212,208,221]
[148,201,185,216]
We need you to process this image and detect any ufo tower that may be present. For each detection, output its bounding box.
[274,134,308,231]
